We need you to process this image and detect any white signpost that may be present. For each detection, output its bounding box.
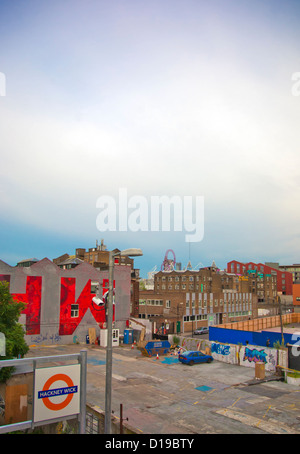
[34,364,81,423]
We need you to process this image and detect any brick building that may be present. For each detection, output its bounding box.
[244,269,277,303]
[293,284,300,313]
[227,260,293,296]
[279,264,300,284]
[139,266,258,334]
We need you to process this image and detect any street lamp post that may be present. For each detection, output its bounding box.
[104,248,143,434]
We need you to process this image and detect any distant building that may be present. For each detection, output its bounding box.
[227,260,293,296]
[53,240,140,318]
[279,264,300,284]
[16,258,39,267]
[56,257,84,270]
[293,284,300,313]
[139,265,258,334]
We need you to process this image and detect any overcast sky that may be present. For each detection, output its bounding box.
[0,0,300,277]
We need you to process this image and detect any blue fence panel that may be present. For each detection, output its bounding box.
[210,326,298,347]
[253,331,294,347]
[209,327,254,346]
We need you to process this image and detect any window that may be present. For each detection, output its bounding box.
[166,300,171,308]
[71,304,79,318]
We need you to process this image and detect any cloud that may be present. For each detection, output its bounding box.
[0,0,300,273]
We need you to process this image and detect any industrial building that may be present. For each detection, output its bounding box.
[139,251,258,334]
[0,256,132,346]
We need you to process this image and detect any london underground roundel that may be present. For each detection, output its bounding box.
[34,364,81,422]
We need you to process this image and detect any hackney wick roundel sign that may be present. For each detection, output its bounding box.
[34,364,81,422]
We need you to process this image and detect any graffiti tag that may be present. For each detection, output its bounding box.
[31,333,61,344]
[243,347,267,363]
[211,343,230,356]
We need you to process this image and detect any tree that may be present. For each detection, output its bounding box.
[0,281,29,382]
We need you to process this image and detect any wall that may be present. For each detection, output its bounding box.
[170,333,289,372]
[293,284,300,309]
[168,334,212,356]
[210,342,282,371]
[239,345,278,371]
[210,342,239,365]
[0,258,131,345]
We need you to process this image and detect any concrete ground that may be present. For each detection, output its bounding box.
[25,342,300,435]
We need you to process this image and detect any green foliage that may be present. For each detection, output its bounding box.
[273,339,286,349]
[172,335,180,345]
[287,370,300,379]
[0,281,29,383]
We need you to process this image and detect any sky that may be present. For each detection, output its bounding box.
[0,0,300,278]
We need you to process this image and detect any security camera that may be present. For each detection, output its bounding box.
[92,296,105,306]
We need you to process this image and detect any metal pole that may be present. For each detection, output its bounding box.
[79,349,87,434]
[120,403,123,434]
[105,251,114,434]
[278,297,285,345]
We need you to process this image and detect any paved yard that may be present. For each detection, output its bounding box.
[25,343,300,434]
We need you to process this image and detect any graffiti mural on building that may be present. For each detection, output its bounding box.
[243,347,267,363]
[0,273,110,337]
[12,276,42,335]
[59,277,107,335]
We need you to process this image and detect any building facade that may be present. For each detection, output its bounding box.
[227,260,293,296]
[53,240,140,319]
[139,267,258,334]
[0,257,131,346]
[293,284,300,313]
[279,264,300,284]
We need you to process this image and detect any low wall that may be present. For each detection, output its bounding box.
[211,342,239,365]
[169,335,288,372]
[239,345,278,371]
[169,334,211,353]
